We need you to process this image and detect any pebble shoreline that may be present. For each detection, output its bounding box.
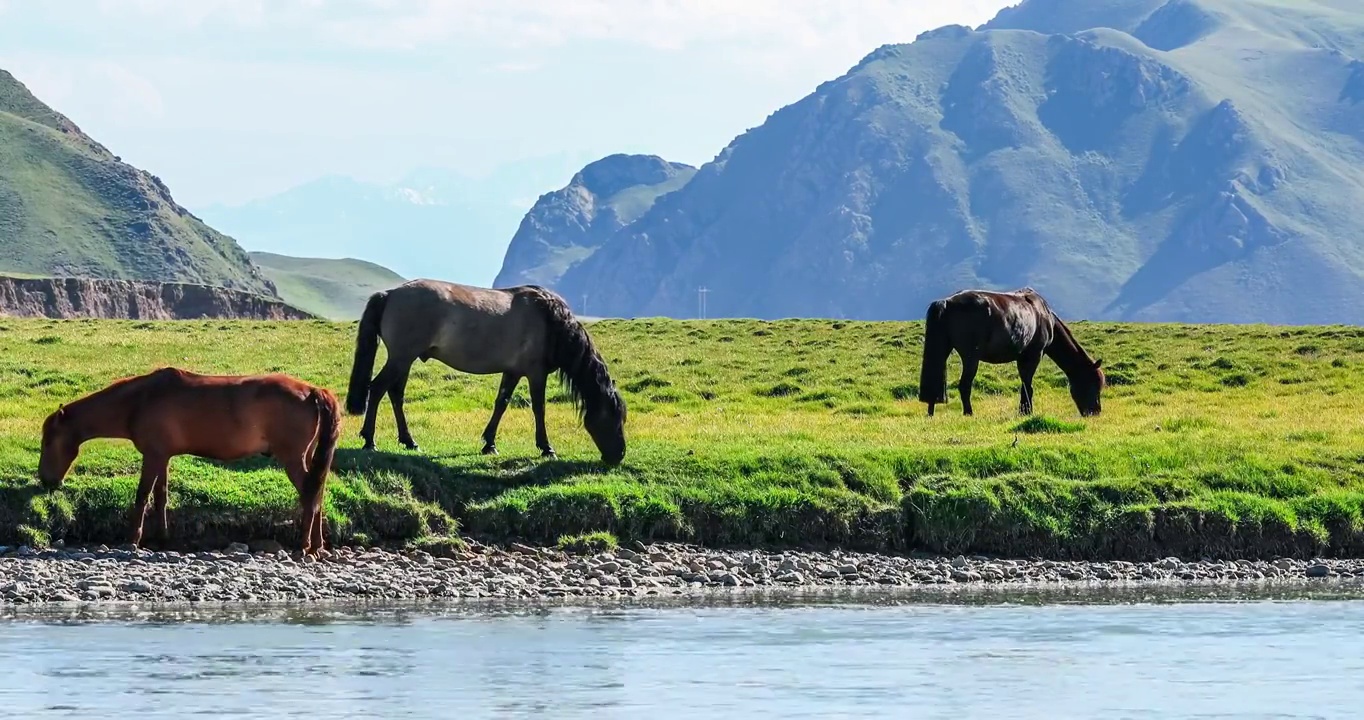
[2,540,1363,606]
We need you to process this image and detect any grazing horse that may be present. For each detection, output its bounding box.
[38,368,341,554]
[344,279,627,465]
[917,288,1106,417]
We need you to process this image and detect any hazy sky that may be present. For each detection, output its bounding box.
[0,0,1013,209]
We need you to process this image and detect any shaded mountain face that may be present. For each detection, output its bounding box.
[538,0,1364,324]
[0,70,276,297]
[493,154,696,290]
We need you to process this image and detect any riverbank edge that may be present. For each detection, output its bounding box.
[9,578,1364,623]
[5,539,1364,609]
[9,470,1364,563]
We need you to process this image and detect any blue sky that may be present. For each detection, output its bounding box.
[0,0,1011,210]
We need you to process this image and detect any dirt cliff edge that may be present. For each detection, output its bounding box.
[0,277,314,320]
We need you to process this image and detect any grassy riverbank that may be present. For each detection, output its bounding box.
[1,317,1363,560]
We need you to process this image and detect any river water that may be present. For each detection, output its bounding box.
[2,586,1362,718]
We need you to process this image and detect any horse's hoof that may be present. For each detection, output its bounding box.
[401,442,420,452]
[361,441,375,451]
[540,449,557,459]
[481,444,498,456]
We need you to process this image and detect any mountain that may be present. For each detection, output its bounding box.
[493,154,696,290]
[248,251,404,320]
[0,70,276,297]
[538,0,1364,324]
[196,153,597,288]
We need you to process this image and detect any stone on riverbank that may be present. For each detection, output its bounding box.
[1,542,1362,606]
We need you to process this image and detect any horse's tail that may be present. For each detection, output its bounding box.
[307,388,342,495]
[518,286,617,418]
[918,299,951,410]
[345,290,388,415]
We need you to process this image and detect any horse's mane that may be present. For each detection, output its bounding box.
[515,286,625,421]
[1041,302,1106,388]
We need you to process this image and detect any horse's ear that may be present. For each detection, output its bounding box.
[1094,358,1103,369]
[55,404,65,418]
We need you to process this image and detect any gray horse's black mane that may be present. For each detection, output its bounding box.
[517,287,626,421]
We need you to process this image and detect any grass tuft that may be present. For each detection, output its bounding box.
[1012,415,1084,434]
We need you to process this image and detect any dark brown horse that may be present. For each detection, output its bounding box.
[345,279,627,465]
[917,288,1106,417]
[38,367,341,554]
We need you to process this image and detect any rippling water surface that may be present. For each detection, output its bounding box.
[3,587,1364,718]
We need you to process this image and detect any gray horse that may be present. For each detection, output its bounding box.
[344,279,627,465]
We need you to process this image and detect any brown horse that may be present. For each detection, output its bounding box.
[38,367,342,554]
[345,279,627,464]
[917,288,1106,417]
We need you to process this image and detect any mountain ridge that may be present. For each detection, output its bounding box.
[515,0,1364,324]
[493,153,696,290]
[0,69,277,298]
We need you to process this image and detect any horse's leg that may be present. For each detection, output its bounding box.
[128,454,167,548]
[958,355,979,417]
[1017,350,1042,416]
[528,373,555,459]
[386,364,419,451]
[310,501,327,555]
[281,456,318,555]
[151,467,170,547]
[481,373,521,455]
[359,359,406,451]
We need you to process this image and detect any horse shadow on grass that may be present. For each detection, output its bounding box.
[0,482,46,544]
[200,447,612,514]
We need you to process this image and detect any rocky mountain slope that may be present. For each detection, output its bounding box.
[0,70,277,298]
[540,0,1364,324]
[0,276,311,320]
[493,154,696,289]
[249,251,404,320]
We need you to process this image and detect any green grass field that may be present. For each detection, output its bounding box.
[2,317,1364,560]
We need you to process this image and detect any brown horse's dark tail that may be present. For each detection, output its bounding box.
[307,389,342,491]
[918,299,951,413]
[346,291,388,415]
[303,388,341,550]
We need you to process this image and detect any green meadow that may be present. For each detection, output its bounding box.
[2,317,1364,560]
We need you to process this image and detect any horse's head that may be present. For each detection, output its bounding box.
[585,390,627,466]
[38,405,80,488]
[1070,358,1106,417]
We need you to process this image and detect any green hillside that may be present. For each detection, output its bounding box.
[248,251,405,320]
[2,317,1363,559]
[0,70,275,296]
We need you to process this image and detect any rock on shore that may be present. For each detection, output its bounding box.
[1,541,1361,605]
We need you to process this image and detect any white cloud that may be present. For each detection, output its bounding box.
[78,0,1010,57]
[1,57,164,124]
[89,61,165,121]
[4,1,1018,206]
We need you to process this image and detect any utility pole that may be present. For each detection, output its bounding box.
[581,293,588,316]
[697,286,709,320]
